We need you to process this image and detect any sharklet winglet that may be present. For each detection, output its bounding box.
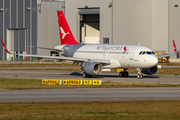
[1,39,12,54]
[173,40,177,53]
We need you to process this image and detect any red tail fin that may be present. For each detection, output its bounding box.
[57,11,78,45]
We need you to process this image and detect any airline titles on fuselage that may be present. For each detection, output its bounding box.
[96,46,126,51]
[62,45,130,56]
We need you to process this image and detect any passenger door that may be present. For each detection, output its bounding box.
[129,47,136,60]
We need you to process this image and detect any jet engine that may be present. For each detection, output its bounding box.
[141,65,158,75]
[82,62,103,75]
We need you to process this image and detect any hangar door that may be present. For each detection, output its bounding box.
[79,8,100,44]
[6,29,27,61]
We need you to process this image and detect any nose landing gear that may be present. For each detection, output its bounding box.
[137,68,143,79]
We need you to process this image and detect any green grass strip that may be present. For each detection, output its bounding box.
[0,78,180,90]
[0,101,180,120]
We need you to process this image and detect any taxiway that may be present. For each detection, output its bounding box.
[0,70,179,84]
[0,88,180,103]
[0,70,180,103]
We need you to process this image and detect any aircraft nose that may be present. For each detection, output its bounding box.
[151,56,158,66]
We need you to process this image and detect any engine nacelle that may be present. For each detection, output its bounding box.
[141,65,158,75]
[82,62,103,75]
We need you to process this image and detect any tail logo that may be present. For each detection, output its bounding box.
[60,27,69,39]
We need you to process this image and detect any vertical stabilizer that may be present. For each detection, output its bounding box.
[57,11,79,45]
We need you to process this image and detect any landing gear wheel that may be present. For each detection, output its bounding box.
[119,72,124,77]
[119,70,129,77]
[137,74,143,79]
[83,72,92,78]
[124,71,129,77]
[137,68,143,79]
[83,72,88,78]
[87,75,92,78]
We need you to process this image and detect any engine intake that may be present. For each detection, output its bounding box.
[82,62,103,75]
[141,65,158,75]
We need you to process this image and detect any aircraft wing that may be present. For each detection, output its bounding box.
[156,40,178,58]
[156,53,176,58]
[18,54,110,64]
[1,39,110,64]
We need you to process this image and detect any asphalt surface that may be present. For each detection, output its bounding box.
[0,69,180,103]
[0,70,179,84]
[0,67,80,69]
[0,88,180,103]
[0,65,180,70]
[0,61,72,64]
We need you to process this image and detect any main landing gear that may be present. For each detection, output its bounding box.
[119,68,143,79]
[119,69,129,77]
[137,68,143,79]
[82,72,92,78]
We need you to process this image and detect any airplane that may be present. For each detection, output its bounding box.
[1,11,178,79]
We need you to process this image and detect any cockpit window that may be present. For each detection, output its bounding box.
[146,51,152,54]
[139,51,142,55]
[142,51,146,55]
[139,51,155,55]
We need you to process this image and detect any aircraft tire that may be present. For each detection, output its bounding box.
[119,72,124,77]
[87,75,92,78]
[83,72,92,78]
[83,72,88,78]
[124,72,129,77]
[137,74,143,79]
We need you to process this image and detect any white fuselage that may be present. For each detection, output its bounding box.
[54,44,158,69]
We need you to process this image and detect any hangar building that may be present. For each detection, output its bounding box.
[38,0,180,58]
[0,0,180,60]
[0,0,37,60]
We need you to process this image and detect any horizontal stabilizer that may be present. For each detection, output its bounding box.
[31,46,64,52]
